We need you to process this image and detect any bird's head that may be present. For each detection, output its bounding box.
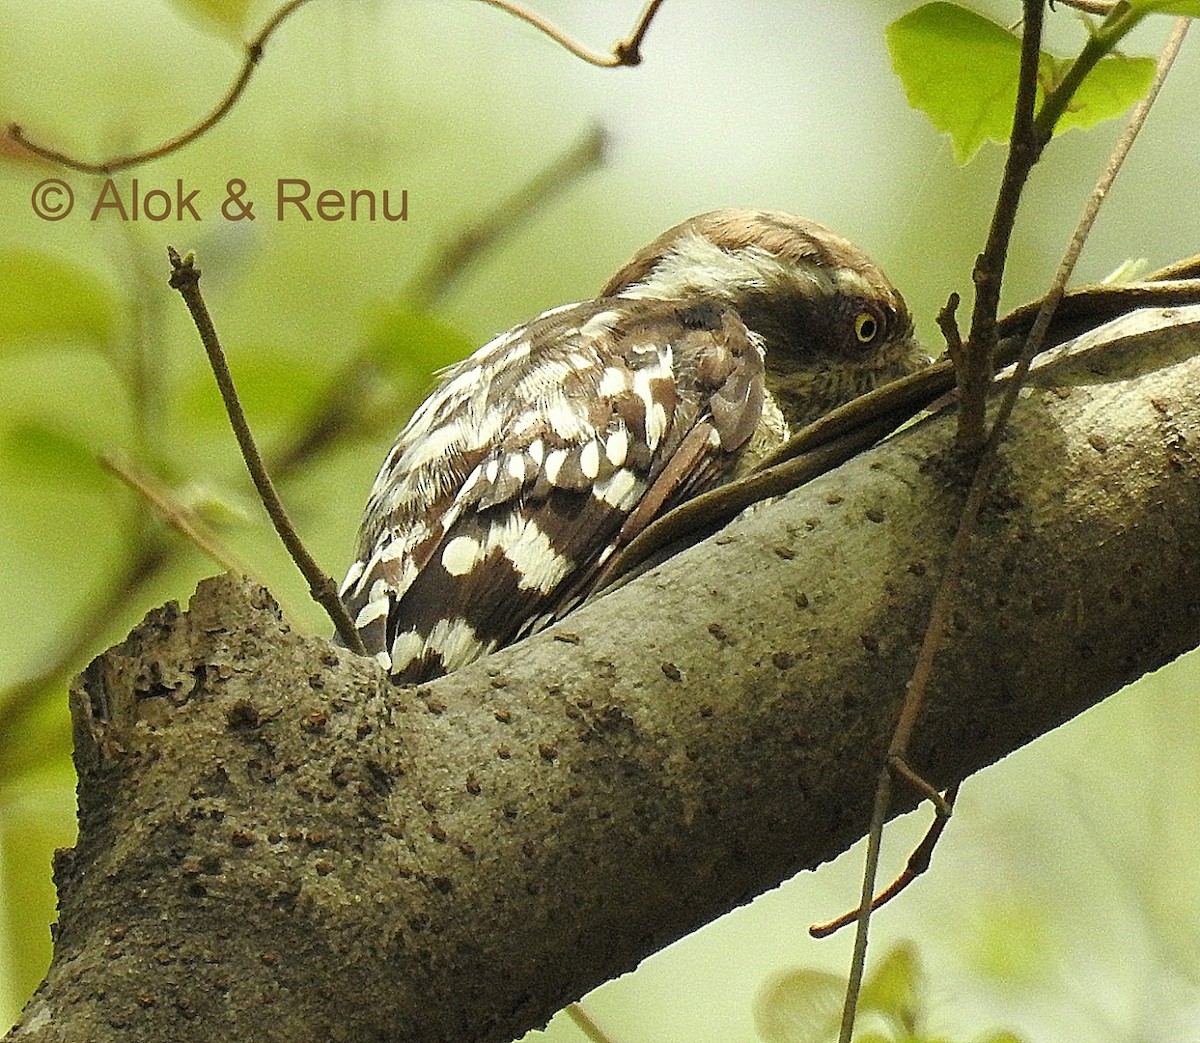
[600,208,927,426]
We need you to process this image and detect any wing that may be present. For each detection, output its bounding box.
[339,296,769,683]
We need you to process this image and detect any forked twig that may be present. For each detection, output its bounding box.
[957,0,1046,451]
[810,783,959,939]
[474,0,666,66]
[9,0,318,174]
[833,17,1190,1043]
[166,247,366,655]
[9,0,661,173]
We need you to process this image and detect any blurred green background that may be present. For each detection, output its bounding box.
[1,1,1198,1040]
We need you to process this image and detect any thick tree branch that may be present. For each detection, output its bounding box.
[9,308,1200,1043]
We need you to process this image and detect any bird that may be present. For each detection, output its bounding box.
[338,208,927,683]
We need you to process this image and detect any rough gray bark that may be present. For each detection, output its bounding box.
[8,308,1200,1043]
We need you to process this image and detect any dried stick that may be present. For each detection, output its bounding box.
[474,0,666,67]
[166,247,366,655]
[9,0,317,174]
[98,452,255,578]
[834,17,1189,1043]
[811,784,960,938]
[565,1002,621,1043]
[9,0,659,173]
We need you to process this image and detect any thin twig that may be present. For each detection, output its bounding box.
[811,784,959,938]
[836,764,892,1043]
[936,292,963,363]
[1005,16,1192,410]
[1032,4,1146,143]
[1050,0,1117,12]
[955,1,1147,446]
[166,247,366,655]
[1146,255,1200,282]
[9,0,317,175]
[474,0,666,67]
[834,16,1188,1043]
[566,1002,620,1043]
[597,412,917,593]
[98,452,256,578]
[959,0,1047,452]
[9,0,656,173]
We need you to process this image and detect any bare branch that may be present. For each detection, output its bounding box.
[811,783,959,939]
[838,17,1189,1042]
[27,321,1200,1042]
[958,0,1047,453]
[473,0,666,67]
[566,1003,622,1043]
[8,0,317,174]
[165,247,366,656]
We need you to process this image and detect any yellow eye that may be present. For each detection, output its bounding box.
[855,312,878,343]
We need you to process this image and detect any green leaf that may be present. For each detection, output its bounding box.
[753,967,845,1043]
[859,941,922,1020]
[887,3,1155,162]
[887,3,1022,162]
[162,0,252,39]
[0,250,118,351]
[1047,52,1156,136]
